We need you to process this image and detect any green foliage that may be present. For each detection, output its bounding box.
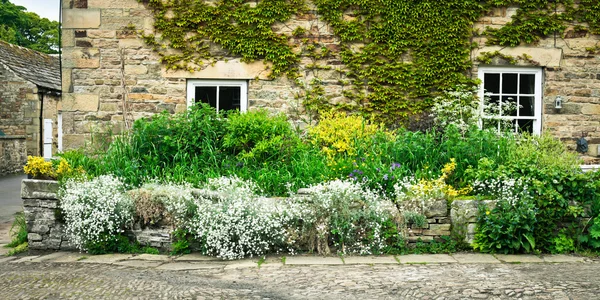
[552,229,576,254]
[410,236,465,254]
[139,0,600,126]
[86,234,134,255]
[170,229,192,255]
[579,216,600,249]
[224,110,300,161]
[6,242,28,256]
[6,212,27,248]
[0,0,59,53]
[473,199,538,254]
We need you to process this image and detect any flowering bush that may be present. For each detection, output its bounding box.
[395,159,470,204]
[24,156,84,181]
[430,84,480,132]
[308,111,390,159]
[129,182,196,227]
[60,175,134,252]
[289,180,404,255]
[186,176,292,260]
[23,156,54,179]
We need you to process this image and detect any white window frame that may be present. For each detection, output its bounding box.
[477,66,543,135]
[186,79,248,112]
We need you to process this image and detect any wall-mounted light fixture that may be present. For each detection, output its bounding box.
[555,96,563,109]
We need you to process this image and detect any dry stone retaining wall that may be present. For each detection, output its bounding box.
[23,179,493,251]
[22,179,171,251]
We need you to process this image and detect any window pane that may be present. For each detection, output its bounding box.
[501,96,518,117]
[482,119,499,132]
[219,87,241,111]
[195,86,217,108]
[484,95,500,116]
[519,96,535,117]
[484,73,500,94]
[520,74,536,94]
[502,73,518,94]
[499,119,518,133]
[517,119,534,134]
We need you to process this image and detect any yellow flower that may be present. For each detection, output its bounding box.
[486,211,491,215]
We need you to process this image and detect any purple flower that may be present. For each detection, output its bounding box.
[383,174,389,181]
[390,162,401,170]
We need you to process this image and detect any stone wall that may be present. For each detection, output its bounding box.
[0,136,27,175]
[22,179,171,251]
[60,1,600,152]
[23,178,488,251]
[0,62,40,156]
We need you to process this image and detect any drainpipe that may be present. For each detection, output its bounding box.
[38,91,44,157]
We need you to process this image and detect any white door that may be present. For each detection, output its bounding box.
[43,119,53,159]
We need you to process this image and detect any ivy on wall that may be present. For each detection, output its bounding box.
[138,0,600,126]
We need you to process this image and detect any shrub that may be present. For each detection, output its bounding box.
[223,110,300,161]
[473,198,538,254]
[289,180,404,256]
[308,111,390,159]
[129,182,196,228]
[23,156,54,179]
[430,84,480,133]
[187,176,292,260]
[60,175,134,252]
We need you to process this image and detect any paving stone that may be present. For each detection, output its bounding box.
[30,252,70,262]
[10,256,40,263]
[156,262,225,271]
[129,254,171,262]
[79,254,133,264]
[175,253,222,262]
[398,254,457,264]
[494,254,543,263]
[285,256,344,265]
[342,255,399,265]
[224,260,258,270]
[50,253,87,263]
[543,255,585,263]
[0,246,9,256]
[451,253,501,264]
[0,256,17,263]
[114,260,164,268]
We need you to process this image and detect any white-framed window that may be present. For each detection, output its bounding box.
[186,80,248,112]
[478,67,543,134]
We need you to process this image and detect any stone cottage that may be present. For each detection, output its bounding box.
[60,1,600,154]
[0,41,61,175]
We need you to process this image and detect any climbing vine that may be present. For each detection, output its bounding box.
[138,0,600,126]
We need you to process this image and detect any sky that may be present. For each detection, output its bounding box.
[10,0,60,22]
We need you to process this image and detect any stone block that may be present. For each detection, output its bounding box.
[23,199,39,207]
[31,224,50,234]
[162,59,272,80]
[28,233,43,241]
[62,9,101,29]
[63,48,100,69]
[39,199,59,209]
[397,254,457,264]
[125,65,148,75]
[21,179,59,199]
[423,224,451,236]
[62,68,73,93]
[63,134,87,150]
[87,30,117,39]
[423,199,448,218]
[62,94,100,112]
[88,0,141,8]
[46,239,62,250]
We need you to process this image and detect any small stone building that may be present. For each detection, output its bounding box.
[60,1,600,154]
[0,41,61,174]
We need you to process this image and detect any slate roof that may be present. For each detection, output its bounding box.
[0,40,61,92]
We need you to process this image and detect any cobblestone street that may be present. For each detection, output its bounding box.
[0,253,599,299]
